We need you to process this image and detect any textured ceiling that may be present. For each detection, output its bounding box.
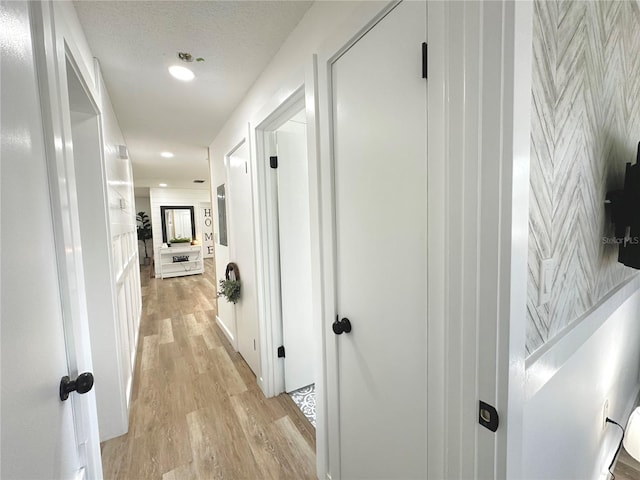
[74,0,313,191]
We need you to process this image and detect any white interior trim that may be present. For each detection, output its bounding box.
[526,274,640,401]
[250,78,306,400]
[501,2,534,477]
[215,314,237,347]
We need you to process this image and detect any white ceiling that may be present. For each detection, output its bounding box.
[73,1,313,194]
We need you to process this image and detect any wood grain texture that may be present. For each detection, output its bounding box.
[101,260,316,479]
[528,0,640,354]
[614,448,640,480]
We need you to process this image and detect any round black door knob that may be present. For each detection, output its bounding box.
[60,372,94,401]
[332,317,352,335]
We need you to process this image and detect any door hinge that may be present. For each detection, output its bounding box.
[422,42,428,79]
[270,156,278,169]
[277,345,285,358]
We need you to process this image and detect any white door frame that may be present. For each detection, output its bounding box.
[251,84,306,398]
[314,1,533,478]
[29,2,106,476]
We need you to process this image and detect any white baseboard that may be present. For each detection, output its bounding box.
[216,315,236,349]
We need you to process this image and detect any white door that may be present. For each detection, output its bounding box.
[1,2,101,478]
[228,141,261,375]
[275,116,315,392]
[331,2,428,478]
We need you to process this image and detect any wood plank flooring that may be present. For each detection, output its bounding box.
[101,259,316,479]
[614,448,640,480]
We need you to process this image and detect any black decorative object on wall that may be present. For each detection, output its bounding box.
[160,205,195,243]
[606,142,640,269]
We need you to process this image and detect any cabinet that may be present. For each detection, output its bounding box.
[158,245,204,278]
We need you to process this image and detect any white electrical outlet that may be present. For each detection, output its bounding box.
[602,399,609,431]
[538,258,555,306]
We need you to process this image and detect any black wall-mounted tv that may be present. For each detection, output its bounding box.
[606,141,640,269]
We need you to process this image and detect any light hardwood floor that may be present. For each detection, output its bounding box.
[614,448,640,480]
[101,259,316,479]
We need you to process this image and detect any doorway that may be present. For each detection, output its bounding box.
[271,108,315,422]
[251,85,319,434]
[65,55,130,442]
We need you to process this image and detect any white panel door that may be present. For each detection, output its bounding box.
[332,2,428,478]
[276,121,315,392]
[228,141,261,375]
[1,2,99,478]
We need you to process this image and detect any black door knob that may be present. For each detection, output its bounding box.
[332,317,352,335]
[59,372,94,401]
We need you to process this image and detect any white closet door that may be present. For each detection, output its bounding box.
[228,141,260,375]
[332,1,428,478]
[276,121,315,392]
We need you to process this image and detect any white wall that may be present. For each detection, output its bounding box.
[526,0,640,355]
[520,2,640,477]
[135,195,152,263]
[96,66,142,441]
[207,6,366,476]
[148,187,212,276]
[523,278,640,479]
[208,0,363,361]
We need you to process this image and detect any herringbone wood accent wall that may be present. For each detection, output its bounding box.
[528,0,640,355]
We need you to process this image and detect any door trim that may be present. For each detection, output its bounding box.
[251,85,306,399]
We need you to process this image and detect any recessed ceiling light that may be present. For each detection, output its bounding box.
[159,183,168,187]
[160,151,174,158]
[168,65,194,81]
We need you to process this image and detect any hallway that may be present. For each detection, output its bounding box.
[101,260,316,479]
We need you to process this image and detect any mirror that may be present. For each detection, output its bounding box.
[160,206,196,243]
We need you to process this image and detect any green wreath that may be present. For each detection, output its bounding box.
[218,262,241,304]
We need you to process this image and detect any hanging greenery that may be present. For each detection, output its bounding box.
[218,262,241,304]
[218,279,241,304]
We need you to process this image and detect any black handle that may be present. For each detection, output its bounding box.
[332,317,352,335]
[60,372,94,401]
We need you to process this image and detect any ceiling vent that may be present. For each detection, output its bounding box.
[178,52,205,63]
[193,179,205,184]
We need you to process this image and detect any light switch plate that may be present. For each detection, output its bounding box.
[538,258,555,306]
